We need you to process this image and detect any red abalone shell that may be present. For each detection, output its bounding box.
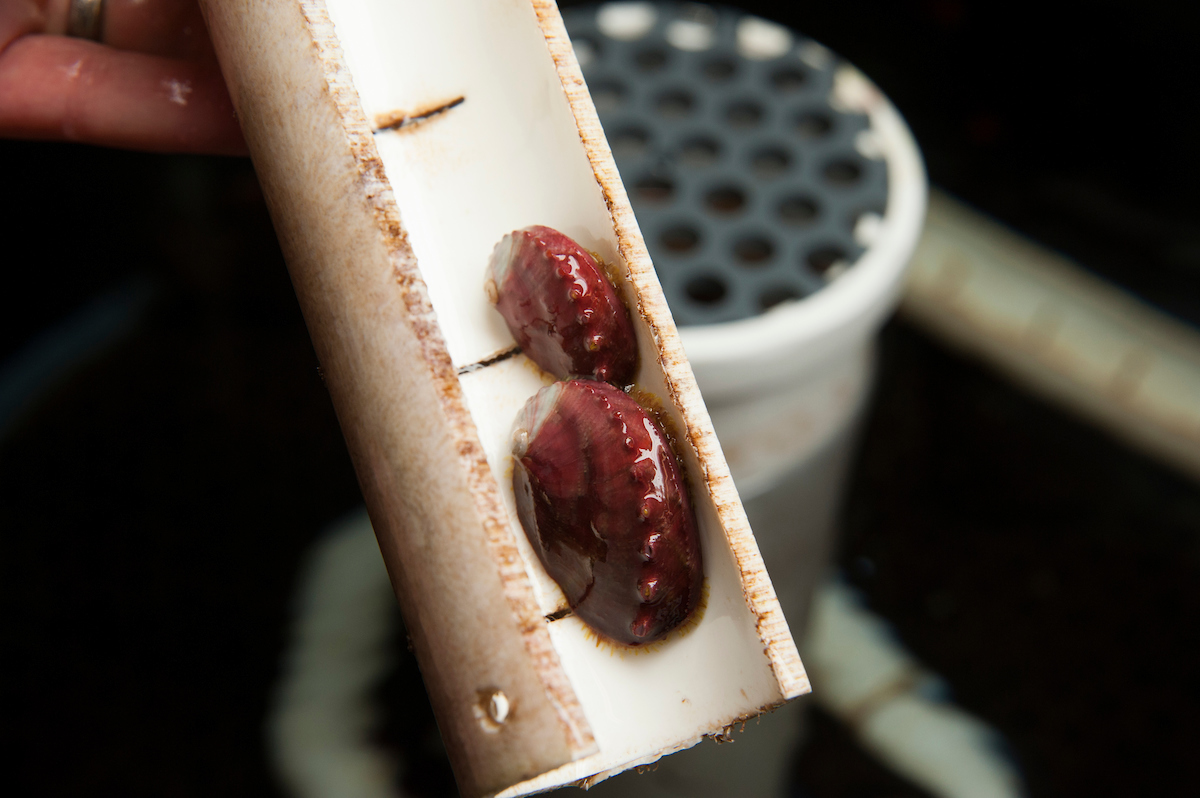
[487,226,638,385]
[511,379,702,646]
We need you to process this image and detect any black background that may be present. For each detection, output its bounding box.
[5,1,1200,796]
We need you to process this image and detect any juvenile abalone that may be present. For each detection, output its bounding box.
[511,379,703,646]
[486,225,638,386]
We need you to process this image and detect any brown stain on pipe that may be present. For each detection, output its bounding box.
[374,96,466,133]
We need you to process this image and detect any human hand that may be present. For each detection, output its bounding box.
[1,0,246,154]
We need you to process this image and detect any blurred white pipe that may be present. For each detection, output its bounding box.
[806,581,1026,798]
[267,510,404,798]
[904,190,1200,483]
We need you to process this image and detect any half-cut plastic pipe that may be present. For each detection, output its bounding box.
[198,2,808,796]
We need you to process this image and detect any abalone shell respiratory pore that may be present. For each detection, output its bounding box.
[512,380,703,646]
[486,226,638,385]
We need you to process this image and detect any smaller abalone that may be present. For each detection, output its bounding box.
[486,226,638,385]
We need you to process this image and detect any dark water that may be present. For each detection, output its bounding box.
[5,2,1200,796]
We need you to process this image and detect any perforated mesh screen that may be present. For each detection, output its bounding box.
[564,3,889,326]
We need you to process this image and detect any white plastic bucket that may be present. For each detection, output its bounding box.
[683,63,926,633]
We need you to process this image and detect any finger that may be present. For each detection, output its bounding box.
[0,34,246,155]
[42,0,212,60]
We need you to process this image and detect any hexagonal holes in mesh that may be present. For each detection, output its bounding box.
[661,224,701,253]
[733,234,775,267]
[563,3,890,326]
[685,274,729,306]
[634,174,675,204]
[656,88,696,118]
[704,185,747,215]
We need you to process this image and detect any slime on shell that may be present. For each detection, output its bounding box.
[488,225,703,646]
[512,379,703,647]
[486,225,638,386]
